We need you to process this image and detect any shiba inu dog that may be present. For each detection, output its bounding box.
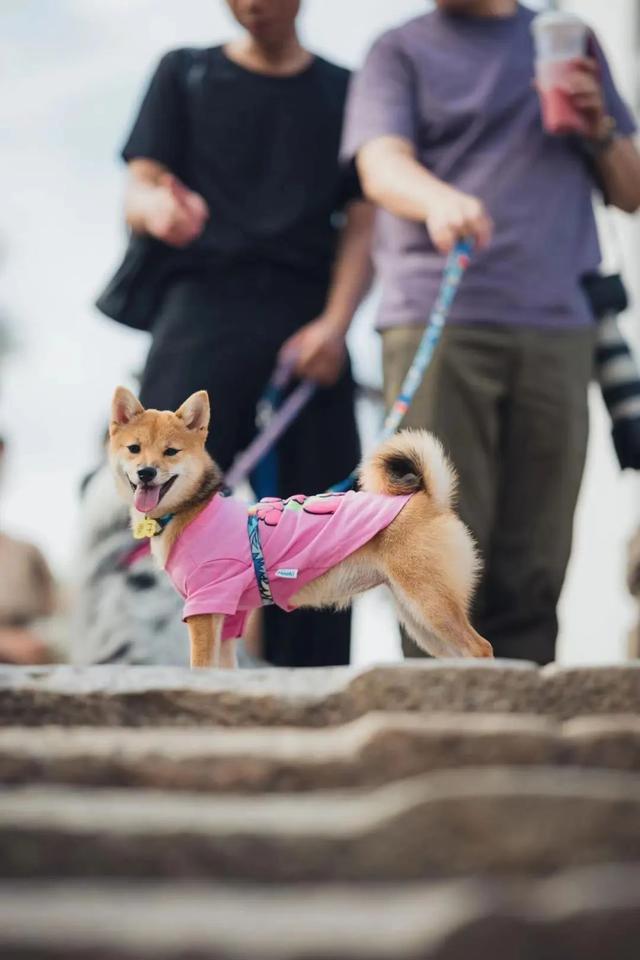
[109,387,493,668]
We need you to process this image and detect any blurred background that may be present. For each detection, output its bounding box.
[1,0,638,665]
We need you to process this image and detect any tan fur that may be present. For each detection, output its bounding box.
[187,614,219,667]
[109,388,493,668]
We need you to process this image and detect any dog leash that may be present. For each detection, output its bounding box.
[225,364,316,491]
[229,237,474,497]
[329,236,474,492]
[246,237,474,605]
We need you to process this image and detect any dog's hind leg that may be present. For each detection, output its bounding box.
[390,579,493,659]
[391,595,441,658]
[187,613,224,668]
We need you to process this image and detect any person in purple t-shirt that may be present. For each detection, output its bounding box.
[342,0,640,664]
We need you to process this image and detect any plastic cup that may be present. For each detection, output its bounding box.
[531,11,589,136]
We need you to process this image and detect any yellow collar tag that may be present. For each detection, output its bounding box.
[133,516,162,540]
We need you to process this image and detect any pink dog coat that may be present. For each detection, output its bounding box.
[165,490,412,639]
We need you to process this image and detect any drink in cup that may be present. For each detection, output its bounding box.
[531,11,589,136]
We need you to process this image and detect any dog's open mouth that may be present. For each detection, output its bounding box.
[131,476,177,514]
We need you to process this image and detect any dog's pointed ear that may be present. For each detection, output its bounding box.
[176,391,210,433]
[111,386,144,428]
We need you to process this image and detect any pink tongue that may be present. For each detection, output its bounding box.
[134,485,162,514]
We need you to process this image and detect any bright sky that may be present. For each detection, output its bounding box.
[1,0,636,664]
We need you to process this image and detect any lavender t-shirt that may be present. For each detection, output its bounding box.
[341,4,636,330]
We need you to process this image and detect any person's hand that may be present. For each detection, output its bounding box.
[564,57,610,141]
[145,173,209,247]
[425,187,493,254]
[279,315,347,387]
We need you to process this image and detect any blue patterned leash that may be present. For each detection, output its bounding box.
[329,237,474,493]
[245,238,474,603]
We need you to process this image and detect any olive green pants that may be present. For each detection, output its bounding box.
[383,322,595,665]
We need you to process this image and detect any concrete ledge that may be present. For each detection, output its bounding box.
[2,767,640,881]
[0,662,542,727]
[3,662,639,728]
[1,865,640,959]
[0,713,558,791]
[541,664,640,720]
[561,717,640,771]
[3,714,640,793]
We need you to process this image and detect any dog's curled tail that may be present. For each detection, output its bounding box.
[359,429,456,509]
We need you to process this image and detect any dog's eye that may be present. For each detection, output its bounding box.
[163,447,180,457]
[127,444,141,454]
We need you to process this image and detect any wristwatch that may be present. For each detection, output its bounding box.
[582,115,618,156]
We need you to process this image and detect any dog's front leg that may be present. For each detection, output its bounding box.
[187,613,224,668]
[219,637,238,669]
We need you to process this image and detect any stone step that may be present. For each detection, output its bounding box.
[541,664,640,720]
[1,662,639,727]
[0,662,540,726]
[2,865,640,959]
[562,716,640,770]
[2,715,639,792]
[2,767,640,882]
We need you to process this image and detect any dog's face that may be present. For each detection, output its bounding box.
[108,387,211,518]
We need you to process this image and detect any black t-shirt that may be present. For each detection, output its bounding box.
[122,47,360,282]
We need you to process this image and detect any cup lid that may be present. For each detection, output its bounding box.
[531,11,585,34]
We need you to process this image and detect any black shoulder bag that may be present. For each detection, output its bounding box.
[95,233,185,333]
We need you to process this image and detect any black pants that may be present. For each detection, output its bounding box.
[140,265,360,667]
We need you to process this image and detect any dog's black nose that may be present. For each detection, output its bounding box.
[137,466,157,485]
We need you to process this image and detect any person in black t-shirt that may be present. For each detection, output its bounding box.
[121,0,374,667]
